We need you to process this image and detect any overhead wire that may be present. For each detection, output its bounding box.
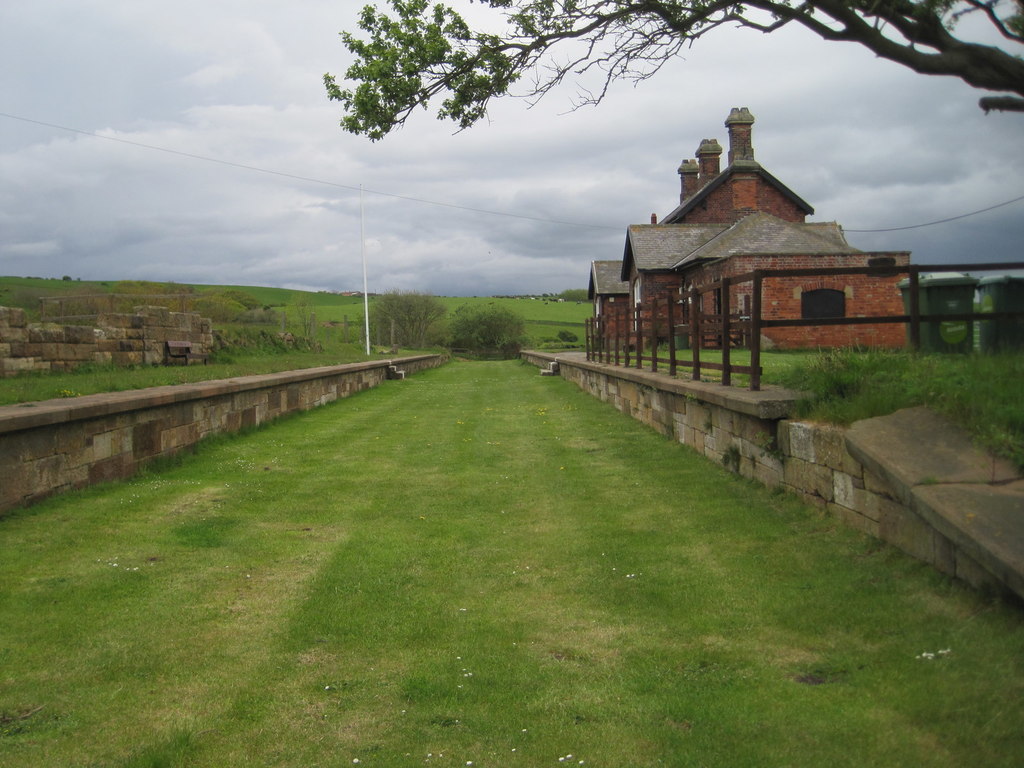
[844,194,1024,233]
[0,111,621,231]
[2,110,1022,234]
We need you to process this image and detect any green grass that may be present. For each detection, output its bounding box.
[1,361,1022,767]
[777,348,1024,469]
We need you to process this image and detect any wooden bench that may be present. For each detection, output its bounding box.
[164,340,208,365]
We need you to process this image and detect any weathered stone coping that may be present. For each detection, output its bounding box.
[521,350,801,420]
[0,358,432,436]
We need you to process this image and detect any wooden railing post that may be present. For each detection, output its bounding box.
[750,271,763,391]
[908,266,921,351]
[667,298,677,377]
[721,277,732,387]
[690,288,701,382]
[630,303,638,370]
[650,298,659,373]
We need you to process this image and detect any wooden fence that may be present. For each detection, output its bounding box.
[586,262,1024,390]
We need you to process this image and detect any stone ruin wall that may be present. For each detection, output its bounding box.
[0,305,213,377]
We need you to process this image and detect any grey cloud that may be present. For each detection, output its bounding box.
[1,1,1021,296]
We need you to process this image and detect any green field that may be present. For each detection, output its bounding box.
[1,361,1021,767]
[0,277,589,348]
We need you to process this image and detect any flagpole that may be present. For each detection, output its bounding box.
[360,184,370,355]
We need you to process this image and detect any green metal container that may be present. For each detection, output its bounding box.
[978,275,1024,352]
[674,324,691,351]
[899,272,978,353]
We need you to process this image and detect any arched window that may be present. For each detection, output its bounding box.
[802,288,845,319]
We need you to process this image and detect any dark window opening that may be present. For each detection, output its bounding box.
[802,288,845,319]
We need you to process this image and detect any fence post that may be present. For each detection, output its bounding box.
[721,276,732,387]
[615,307,622,366]
[635,304,643,370]
[650,298,659,373]
[750,271,763,391]
[690,287,701,382]
[908,266,921,350]
[624,306,631,368]
[667,298,677,377]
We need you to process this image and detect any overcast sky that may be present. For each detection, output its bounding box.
[1,1,1021,296]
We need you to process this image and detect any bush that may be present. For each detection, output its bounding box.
[448,304,528,357]
[370,290,447,348]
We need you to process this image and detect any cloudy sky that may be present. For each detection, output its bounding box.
[1,1,1021,296]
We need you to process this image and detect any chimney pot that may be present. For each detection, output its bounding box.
[725,107,755,165]
[677,158,699,202]
[651,213,658,224]
[695,138,723,181]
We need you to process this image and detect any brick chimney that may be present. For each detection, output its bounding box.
[695,138,723,186]
[725,107,755,165]
[677,158,699,202]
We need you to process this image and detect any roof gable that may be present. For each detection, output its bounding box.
[589,260,629,298]
[621,223,727,279]
[662,161,814,224]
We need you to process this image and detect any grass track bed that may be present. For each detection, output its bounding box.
[1,361,1022,767]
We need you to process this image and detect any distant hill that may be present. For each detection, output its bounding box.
[0,276,590,346]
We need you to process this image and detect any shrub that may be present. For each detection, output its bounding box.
[448,304,528,357]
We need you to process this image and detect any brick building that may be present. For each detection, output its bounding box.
[588,260,630,340]
[597,107,910,350]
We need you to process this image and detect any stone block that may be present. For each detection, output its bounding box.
[954,549,1000,593]
[812,425,847,471]
[65,325,96,344]
[738,414,775,445]
[879,506,953,574]
[97,313,128,329]
[2,356,40,374]
[828,501,880,537]
[0,306,27,328]
[29,325,65,343]
[162,423,200,452]
[715,407,735,435]
[1,326,28,343]
[89,455,135,484]
[784,456,833,502]
[137,306,171,325]
[751,457,784,487]
[30,454,67,497]
[783,421,816,462]
[864,467,899,500]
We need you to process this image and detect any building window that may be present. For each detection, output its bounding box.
[801,288,845,319]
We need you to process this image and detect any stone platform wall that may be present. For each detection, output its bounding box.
[522,351,1001,595]
[0,305,213,377]
[0,355,445,516]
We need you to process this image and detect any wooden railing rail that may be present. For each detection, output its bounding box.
[586,261,1024,390]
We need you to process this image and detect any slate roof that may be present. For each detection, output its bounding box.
[673,212,860,269]
[622,223,728,279]
[621,213,860,278]
[589,260,629,298]
[661,160,814,224]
